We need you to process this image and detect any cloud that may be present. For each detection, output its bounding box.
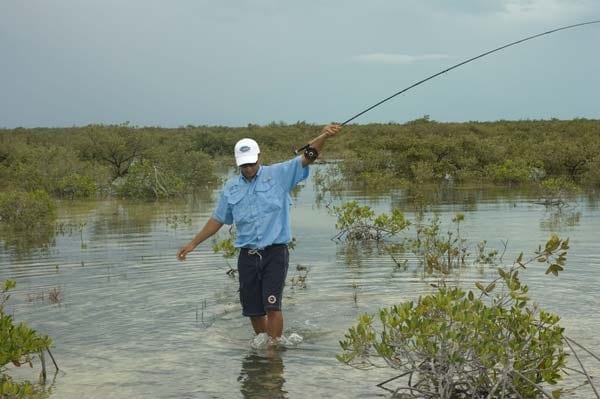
[353,53,451,65]
[501,0,596,19]
[422,0,507,15]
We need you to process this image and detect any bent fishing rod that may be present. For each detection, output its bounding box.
[295,20,600,157]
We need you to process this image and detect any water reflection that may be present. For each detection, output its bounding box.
[390,184,539,211]
[0,223,55,258]
[540,210,582,231]
[584,191,599,209]
[238,351,287,399]
[89,202,159,236]
[336,240,389,268]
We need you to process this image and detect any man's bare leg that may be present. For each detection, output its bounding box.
[266,310,283,339]
[250,315,267,334]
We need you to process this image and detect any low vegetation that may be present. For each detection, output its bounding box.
[0,191,57,254]
[332,202,597,398]
[1,119,599,202]
[1,280,53,399]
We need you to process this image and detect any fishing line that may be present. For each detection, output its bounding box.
[295,20,600,155]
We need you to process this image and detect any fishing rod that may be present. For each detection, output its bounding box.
[295,20,600,156]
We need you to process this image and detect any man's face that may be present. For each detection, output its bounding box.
[240,160,260,180]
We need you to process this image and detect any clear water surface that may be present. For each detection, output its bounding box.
[2,171,599,398]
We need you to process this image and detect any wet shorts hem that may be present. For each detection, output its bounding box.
[243,311,266,317]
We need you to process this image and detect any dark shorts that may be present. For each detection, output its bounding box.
[237,244,289,317]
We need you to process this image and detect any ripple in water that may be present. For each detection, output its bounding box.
[250,332,304,350]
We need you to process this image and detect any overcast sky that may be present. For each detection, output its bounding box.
[1,1,599,128]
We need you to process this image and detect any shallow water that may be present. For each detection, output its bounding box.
[1,175,600,398]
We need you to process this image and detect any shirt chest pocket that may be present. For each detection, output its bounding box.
[227,189,249,224]
[227,180,283,224]
[254,179,283,215]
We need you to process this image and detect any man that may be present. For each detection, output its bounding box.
[177,124,341,342]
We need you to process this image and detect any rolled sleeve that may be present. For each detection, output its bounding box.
[213,191,233,225]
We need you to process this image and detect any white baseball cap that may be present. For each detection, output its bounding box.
[234,138,260,166]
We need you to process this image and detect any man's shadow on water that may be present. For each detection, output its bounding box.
[238,349,287,399]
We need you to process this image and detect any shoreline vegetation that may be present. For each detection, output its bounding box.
[1,117,599,202]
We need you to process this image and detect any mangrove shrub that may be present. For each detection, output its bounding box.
[338,235,573,398]
[331,200,410,241]
[1,280,52,398]
[0,191,57,253]
[0,191,56,230]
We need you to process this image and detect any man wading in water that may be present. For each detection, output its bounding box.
[177,124,341,343]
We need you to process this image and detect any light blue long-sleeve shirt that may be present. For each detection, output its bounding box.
[213,156,309,249]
